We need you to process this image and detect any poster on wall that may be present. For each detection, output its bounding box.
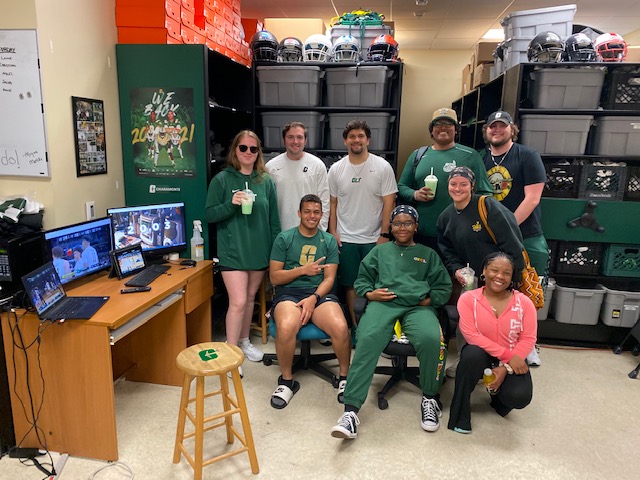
[128,87,196,178]
[72,96,107,177]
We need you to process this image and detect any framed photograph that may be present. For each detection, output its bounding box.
[72,96,107,176]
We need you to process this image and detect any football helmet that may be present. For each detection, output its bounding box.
[277,37,304,62]
[564,33,597,62]
[332,35,361,62]
[249,30,278,62]
[303,34,333,62]
[527,31,564,63]
[367,34,399,62]
[594,32,627,62]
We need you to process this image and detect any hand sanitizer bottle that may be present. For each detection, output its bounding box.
[190,220,204,261]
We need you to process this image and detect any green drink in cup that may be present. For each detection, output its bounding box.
[424,167,438,198]
[241,189,255,215]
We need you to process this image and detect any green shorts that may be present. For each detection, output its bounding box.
[523,234,550,276]
[337,242,376,287]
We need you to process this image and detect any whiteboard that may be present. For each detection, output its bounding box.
[0,29,49,177]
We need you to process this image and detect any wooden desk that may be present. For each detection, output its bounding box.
[1,261,213,461]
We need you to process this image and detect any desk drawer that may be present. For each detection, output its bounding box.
[185,268,213,313]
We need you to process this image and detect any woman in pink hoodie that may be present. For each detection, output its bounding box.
[448,252,537,434]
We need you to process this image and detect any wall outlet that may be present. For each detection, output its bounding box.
[85,201,96,220]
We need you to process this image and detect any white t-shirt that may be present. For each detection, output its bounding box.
[265,152,330,231]
[328,153,398,244]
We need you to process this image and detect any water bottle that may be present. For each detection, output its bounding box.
[190,220,204,261]
[483,368,498,395]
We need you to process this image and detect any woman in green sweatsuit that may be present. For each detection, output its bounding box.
[331,205,452,440]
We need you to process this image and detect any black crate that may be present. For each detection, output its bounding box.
[624,166,640,202]
[601,66,640,110]
[543,163,580,198]
[552,241,605,275]
[578,163,627,201]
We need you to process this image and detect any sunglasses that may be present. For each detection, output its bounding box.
[238,144,259,154]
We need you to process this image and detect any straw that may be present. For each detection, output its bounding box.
[430,167,434,176]
[245,181,248,191]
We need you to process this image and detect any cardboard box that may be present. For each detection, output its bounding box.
[115,0,181,27]
[264,18,325,43]
[117,26,182,44]
[474,41,498,65]
[462,63,473,95]
[241,18,264,37]
[473,62,493,88]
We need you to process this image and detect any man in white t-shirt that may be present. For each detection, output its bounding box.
[328,119,398,325]
[265,122,330,231]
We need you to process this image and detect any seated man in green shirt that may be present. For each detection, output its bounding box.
[269,194,351,409]
[331,205,452,439]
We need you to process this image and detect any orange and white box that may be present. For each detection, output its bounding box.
[181,0,195,13]
[181,25,206,44]
[115,0,181,26]
[222,5,233,23]
[231,0,240,14]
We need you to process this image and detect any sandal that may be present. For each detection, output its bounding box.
[270,380,300,409]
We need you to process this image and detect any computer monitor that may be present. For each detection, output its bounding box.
[43,217,113,285]
[107,202,187,261]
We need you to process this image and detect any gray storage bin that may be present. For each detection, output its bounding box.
[325,66,393,107]
[592,116,640,156]
[502,37,530,71]
[261,111,324,149]
[327,112,393,151]
[552,283,605,325]
[598,284,640,328]
[501,4,576,39]
[257,66,322,107]
[520,114,593,155]
[537,278,556,321]
[531,68,606,109]
[329,24,391,55]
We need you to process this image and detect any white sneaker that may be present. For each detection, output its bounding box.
[527,346,541,367]
[227,365,243,379]
[238,339,264,362]
[445,358,459,378]
[420,396,442,432]
[331,411,359,439]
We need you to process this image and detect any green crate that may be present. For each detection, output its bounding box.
[602,244,640,278]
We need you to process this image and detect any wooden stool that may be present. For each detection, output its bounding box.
[173,342,259,479]
[250,275,269,344]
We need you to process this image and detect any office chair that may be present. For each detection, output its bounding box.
[354,298,455,410]
[613,316,640,379]
[262,316,340,388]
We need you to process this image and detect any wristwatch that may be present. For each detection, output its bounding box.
[312,293,321,303]
[500,362,514,374]
[380,233,391,239]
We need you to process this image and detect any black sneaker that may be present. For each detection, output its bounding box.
[420,396,442,432]
[331,411,359,439]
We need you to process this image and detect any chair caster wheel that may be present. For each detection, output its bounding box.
[628,370,638,379]
[378,396,388,410]
[263,358,272,366]
[613,346,623,355]
[632,345,640,356]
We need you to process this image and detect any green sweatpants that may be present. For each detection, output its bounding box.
[523,234,549,277]
[343,302,446,410]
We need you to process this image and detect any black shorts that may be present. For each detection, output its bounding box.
[272,287,340,311]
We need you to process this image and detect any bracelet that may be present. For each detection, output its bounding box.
[313,293,321,303]
[380,233,390,239]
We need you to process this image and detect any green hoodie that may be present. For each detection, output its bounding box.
[205,167,281,270]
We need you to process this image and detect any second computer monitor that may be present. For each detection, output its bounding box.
[107,202,187,260]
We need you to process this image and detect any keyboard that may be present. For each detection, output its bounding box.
[124,264,171,287]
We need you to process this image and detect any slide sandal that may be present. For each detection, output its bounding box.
[270,381,300,409]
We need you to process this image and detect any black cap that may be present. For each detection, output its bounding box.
[487,111,513,126]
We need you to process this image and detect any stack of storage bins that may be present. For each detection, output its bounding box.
[325,66,394,151]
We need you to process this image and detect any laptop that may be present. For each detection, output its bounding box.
[21,262,109,320]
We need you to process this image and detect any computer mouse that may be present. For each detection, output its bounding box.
[180,259,197,267]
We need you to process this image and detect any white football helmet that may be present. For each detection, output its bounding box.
[594,32,627,62]
[303,34,333,62]
[332,35,361,62]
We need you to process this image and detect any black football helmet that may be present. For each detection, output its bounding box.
[564,33,597,62]
[250,30,278,62]
[527,31,564,63]
[277,37,303,62]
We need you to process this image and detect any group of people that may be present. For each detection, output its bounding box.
[205,106,547,437]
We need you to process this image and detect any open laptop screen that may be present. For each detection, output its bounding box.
[22,262,66,317]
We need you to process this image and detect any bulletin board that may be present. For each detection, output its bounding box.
[0,29,49,177]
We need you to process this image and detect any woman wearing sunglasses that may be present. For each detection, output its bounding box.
[206,130,281,366]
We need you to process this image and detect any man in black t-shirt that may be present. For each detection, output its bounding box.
[482,111,548,367]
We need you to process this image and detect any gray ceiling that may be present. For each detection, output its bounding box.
[239,0,640,49]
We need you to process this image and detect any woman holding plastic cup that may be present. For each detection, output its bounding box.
[206,130,281,365]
